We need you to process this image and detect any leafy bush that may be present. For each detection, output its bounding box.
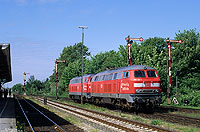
[151,120,162,125]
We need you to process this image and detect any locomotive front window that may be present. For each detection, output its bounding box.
[147,71,158,77]
[134,70,146,77]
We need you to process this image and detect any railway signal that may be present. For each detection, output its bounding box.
[55,59,66,100]
[23,72,30,95]
[165,38,182,105]
[125,35,143,66]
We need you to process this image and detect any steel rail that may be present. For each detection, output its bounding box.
[0,99,9,117]
[24,99,66,132]
[32,95,200,113]
[35,96,172,132]
[36,97,137,132]
[16,98,35,132]
[160,105,200,113]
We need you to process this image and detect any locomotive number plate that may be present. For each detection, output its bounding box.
[145,83,151,87]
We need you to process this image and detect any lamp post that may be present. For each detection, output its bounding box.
[78,26,88,104]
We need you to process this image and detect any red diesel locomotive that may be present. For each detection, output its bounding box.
[69,74,94,100]
[69,65,162,109]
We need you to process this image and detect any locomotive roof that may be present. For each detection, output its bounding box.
[94,65,155,76]
[71,74,95,80]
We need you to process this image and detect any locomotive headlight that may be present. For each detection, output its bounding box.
[155,89,159,93]
[136,89,142,93]
[136,89,139,93]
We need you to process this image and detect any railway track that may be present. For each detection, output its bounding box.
[138,112,200,128]
[33,95,200,128]
[159,105,200,113]
[34,95,200,114]
[34,96,173,132]
[16,96,68,132]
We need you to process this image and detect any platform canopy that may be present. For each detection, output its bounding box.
[0,43,12,83]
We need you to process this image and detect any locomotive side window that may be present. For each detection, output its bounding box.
[108,73,113,80]
[116,72,123,79]
[72,79,77,84]
[94,76,99,81]
[123,71,129,78]
[113,73,118,80]
[104,73,113,80]
[99,75,103,81]
[73,79,76,84]
[147,71,158,77]
[99,75,105,81]
[84,78,87,83]
[102,75,105,80]
[134,70,146,77]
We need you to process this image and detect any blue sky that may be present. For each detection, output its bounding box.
[0,0,199,87]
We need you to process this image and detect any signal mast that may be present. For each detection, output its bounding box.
[55,59,66,100]
[125,35,143,66]
[23,72,30,95]
[166,38,182,104]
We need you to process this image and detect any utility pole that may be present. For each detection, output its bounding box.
[175,70,179,98]
[125,35,143,66]
[78,26,88,104]
[55,59,66,100]
[23,72,30,95]
[166,38,182,104]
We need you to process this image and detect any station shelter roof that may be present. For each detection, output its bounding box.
[0,44,12,83]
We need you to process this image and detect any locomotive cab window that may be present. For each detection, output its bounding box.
[84,78,87,83]
[134,70,146,77]
[123,71,129,78]
[147,71,158,77]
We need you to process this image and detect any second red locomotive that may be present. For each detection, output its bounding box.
[69,65,162,110]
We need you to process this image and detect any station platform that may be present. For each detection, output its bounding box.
[0,97,16,132]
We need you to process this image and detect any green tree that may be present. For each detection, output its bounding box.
[46,43,90,96]
[86,50,121,74]
[25,75,46,95]
[171,29,200,104]
[12,83,23,94]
